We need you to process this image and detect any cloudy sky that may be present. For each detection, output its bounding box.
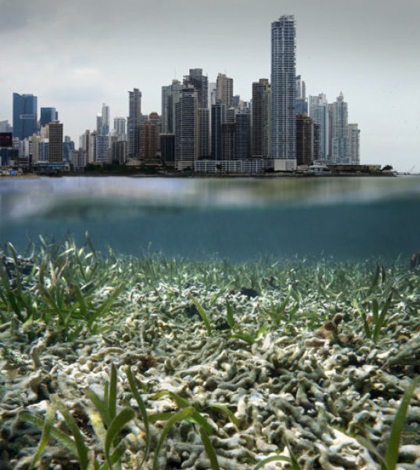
[0,0,419,172]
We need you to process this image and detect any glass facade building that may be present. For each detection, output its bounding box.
[13,93,38,140]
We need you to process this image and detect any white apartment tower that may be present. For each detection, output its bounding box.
[271,15,296,170]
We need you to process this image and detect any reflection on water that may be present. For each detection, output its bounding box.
[1,176,420,261]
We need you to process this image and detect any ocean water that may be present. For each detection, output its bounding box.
[1,175,420,262]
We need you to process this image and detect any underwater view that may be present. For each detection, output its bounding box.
[1,176,420,469]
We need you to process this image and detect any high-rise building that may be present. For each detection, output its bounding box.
[184,69,208,109]
[329,92,349,164]
[142,121,157,160]
[127,88,142,159]
[13,93,38,140]
[216,73,233,109]
[198,108,210,158]
[295,75,308,115]
[148,112,161,155]
[63,136,75,163]
[96,135,110,163]
[296,114,314,166]
[160,134,175,165]
[40,107,58,128]
[208,82,217,107]
[235,112,251,160]
[348,123,360,164]
[309,93,328,161]
[211,101,225,160]
[175,87,199,167]
[47,122,63,163]
[252,79,271,159]
[271,15,296,170]
[222,122,235,160]
[161,80,183,134]
[113,117,126,139]
[101,103,110,135]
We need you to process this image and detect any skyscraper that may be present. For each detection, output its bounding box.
[329,92,349,164]
[113,117,126,139]
[216,73,233,109]
[252,79,271,159]
[211,101,225,160]
[271,15,296,170]
[235,112,251,160]
[47,122,63,163]
[309,93,328,161]
[13,93,38,140]
[127,88,142,159]
[101,103,110,135]
[40,107,58,128]
[348,123,360,164]
[198,108,210,158]
[175,87,199,167]
[295,75,308,115]
[161,80,183,134]
[184,69,208,109]
[296,114,314,166]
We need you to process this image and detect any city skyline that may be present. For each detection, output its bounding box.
[0,0,419,172]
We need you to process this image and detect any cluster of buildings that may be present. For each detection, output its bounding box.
[0,15,360,174]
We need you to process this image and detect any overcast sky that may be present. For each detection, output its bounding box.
[0,0,419,172]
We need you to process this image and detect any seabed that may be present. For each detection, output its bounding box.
[1,237,420,470]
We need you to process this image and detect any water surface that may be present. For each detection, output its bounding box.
[1,176,419,261]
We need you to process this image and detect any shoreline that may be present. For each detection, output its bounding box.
[0,171,402,179]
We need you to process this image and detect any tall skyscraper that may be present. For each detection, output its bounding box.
[13,93,38,140]
[184,69,208,109]
[216,73,233,109]
[113,117,126,139]
[309,93,328,161]
[101,103,110,135]
[222,122,235,160]
[295,75,308,115]
[127,88,142,159]
[211,101,225,160]
[348,123,360,164]
[271,15,296,169]
[296,114,314,166]
[47,122,63,163]
[329,92,349,164]
[252,79,271,159]
[40,107,58,128]
[235,112,251,160]
[161,80,183,134]
[198,108,210,158]
[175,87,199,167]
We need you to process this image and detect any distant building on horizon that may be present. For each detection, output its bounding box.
[348,123,360,164]
[175,87,199,168]
[184,69,208,109]
[127,88,142,159]
[47,121,63,163]
[161,80,183,134]
[329,92,349,164]
[13,93,38,141]
[296,113,314,166]
[40,107,58,128]
[309,93,328,162]
[252,78,271,159]
[271,15,297,170]
[295,75,308,115]
[216,73,233,109]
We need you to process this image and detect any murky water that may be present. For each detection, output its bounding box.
[1,175,420,261]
